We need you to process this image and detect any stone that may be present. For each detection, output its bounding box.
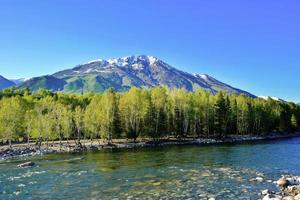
[261,189,271,195]
[277,178,289,188]
[256,177,264,182]
[263,194,282,200]
[18,161,35,168]
[295,194,300,200]
[283,196,295,200]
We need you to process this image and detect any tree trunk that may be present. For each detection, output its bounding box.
[46,139,49,150]
[27,133,30,147]
[59,137,62,151]
[9,138,12,149]
[96,138,101,146]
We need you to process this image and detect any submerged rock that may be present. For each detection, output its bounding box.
[18,161,35,168]
[256,177,264,182]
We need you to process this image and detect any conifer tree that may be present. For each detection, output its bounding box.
[214,92,227,138]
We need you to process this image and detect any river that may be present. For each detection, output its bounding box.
[1,137,300,199]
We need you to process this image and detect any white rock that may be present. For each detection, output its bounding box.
[295,194,300,200]
[263,194,282,200]
[17,161,35,168]
[256,177,264,182]
[283,196,295,200]
[261,189,270,195]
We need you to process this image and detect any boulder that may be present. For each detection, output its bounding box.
[283,196,295,200]
[295,194,300,200]
[263,194,282,200]
[277,178,290,188]
[18,161,35,168]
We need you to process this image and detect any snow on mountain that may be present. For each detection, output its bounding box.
[10,78,28,85]
[258,96,286,102]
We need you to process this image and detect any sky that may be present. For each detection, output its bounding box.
[0,0,300,102]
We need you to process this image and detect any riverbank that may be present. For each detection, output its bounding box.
[1,132,300,160]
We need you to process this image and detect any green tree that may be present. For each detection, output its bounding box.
[0,97,25,148]
[214,92,227,138]
[73,106,84,146]
[99,88,121,144]
[119,87,148,142]
[291,114,298,130]
[84,95,102,145]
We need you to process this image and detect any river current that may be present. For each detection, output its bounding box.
[1,137,300,199]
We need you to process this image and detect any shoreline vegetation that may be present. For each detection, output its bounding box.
[1,133,300,160]
[0,87,300,159]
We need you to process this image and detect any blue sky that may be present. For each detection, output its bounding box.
[1,0,300,102]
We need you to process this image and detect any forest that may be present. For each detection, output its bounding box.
[0,87,299,148]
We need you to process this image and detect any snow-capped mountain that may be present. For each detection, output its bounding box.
[258,96,286,102]
[10,78,28,85]
[0,75,16,90]
[17,55,255,96]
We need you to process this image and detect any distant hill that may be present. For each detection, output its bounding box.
[10,78,27,85]
[19,75,66,92]
[15,55,255,97]
[0,75,16,90]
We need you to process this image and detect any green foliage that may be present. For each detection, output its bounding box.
[0,96,26,147]
[0,87,299,145]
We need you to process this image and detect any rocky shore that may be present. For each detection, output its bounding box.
[261,176,300,200]
[1,132,299,160]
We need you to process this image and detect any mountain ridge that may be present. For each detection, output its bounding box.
[0,75,16,90]
[5,55,255,97]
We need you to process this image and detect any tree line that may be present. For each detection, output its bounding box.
[0,87,299,148]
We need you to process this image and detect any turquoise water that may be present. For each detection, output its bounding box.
[1,138,300,199]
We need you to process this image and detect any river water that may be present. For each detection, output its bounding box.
[1,137,300,200]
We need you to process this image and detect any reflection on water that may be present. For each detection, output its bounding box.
[1,137,300,199]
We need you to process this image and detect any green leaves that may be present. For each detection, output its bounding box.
[0,96,25,146]
[0,87,299,145]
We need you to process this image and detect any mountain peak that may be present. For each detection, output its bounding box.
[106,55,159,68]
[86,59,108,65]
[17,55,256,97]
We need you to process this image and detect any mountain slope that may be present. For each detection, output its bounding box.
[195,74,255,97]
[19,75,66,92]
[18,55,255,96]
[0,75,16,90]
